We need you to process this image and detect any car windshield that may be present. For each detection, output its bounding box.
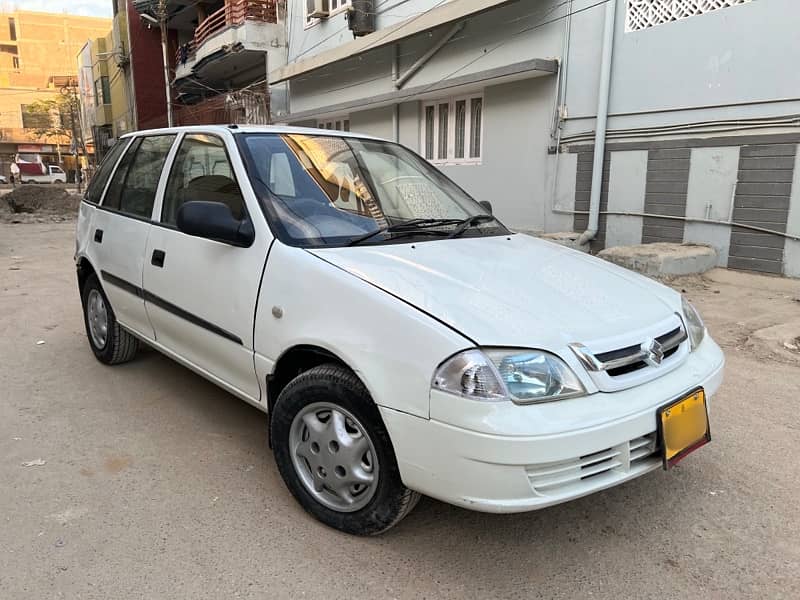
[238,133,508,247]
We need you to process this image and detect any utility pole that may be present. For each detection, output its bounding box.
[156,0,174,127]
[61,80,86,191]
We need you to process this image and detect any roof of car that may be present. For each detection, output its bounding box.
[121,124,384,141]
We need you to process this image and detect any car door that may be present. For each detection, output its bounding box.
[92,134,177,339]
[143,132,270,402]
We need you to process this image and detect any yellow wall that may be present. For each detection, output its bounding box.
[0,10,111,149]
[0,10,112,89]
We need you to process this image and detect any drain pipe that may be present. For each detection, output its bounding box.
[392,44,400,141]
[577,0,617,247]
[395,22,464,89]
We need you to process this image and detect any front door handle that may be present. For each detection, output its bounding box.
[151,249,166,268]
[94,229,103,243]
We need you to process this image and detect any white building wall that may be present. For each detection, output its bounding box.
[281,0,800,276]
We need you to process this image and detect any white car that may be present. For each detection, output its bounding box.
[75,126,724,535]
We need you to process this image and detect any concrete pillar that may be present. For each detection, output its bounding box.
[546,151,577,234]
[784,146,800,278]
[605,150,648,247]
[684,147,739,267]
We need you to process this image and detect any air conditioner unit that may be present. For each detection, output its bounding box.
[307,0,329,19]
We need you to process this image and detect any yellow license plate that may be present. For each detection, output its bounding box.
[657,388,710,469]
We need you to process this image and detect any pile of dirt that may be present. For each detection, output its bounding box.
[1,186,81,223]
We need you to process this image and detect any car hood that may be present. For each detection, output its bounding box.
[309,234,681,348]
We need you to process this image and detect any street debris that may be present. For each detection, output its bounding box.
[1,186,81,224]
[36,340,45,345]
[21,459,46,467]
[47,507,88,525]
[54,538,65,548]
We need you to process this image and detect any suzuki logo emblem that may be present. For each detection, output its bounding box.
[642,338,665,367]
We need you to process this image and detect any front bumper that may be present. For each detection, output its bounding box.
[380,336,724,513]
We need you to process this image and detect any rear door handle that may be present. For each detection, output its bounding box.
[94,229,103,243]
[151,249,166,268]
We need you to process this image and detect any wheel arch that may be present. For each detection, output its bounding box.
[76,255,99,296]
[266,344,372,443]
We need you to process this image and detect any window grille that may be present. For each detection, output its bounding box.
[626,0,753,32]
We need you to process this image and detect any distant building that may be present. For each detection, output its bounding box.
[272,0,800,277]
[78,0,171,160]
[0,9,111,176]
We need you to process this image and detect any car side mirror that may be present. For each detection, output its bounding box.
[479,200,493,215]
[176,201,255,247]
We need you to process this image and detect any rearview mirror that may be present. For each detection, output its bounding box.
[176,201,255,247]
[479,200,493,215]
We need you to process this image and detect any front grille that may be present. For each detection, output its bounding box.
[526,433,659,495]
[596,326,683,377]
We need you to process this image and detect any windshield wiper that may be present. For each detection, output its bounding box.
[447,214,500,239]
[348,218,463,246]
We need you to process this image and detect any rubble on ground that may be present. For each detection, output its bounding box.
[1,186,81,223]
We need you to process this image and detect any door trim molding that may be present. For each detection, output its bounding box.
[100,270,243,346]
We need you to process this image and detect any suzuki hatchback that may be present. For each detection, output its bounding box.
[76,126,724,535]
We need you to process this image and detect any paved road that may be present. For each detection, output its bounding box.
[1,223,799,599]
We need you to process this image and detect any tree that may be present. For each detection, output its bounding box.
[23,92,82,163]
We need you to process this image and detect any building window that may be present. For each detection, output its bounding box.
[94,76,111,106]
[626,0,752,32]
[8,18,16,41]
[317,117,350,132]
[422,93,483,165]
[305,0,352,25]
[12,55,19,70]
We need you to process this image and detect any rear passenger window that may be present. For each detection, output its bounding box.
[85,139,128,205]
[103,135,176,218]
[162,134,245,225]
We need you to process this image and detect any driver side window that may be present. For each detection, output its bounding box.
[162,134,245,226]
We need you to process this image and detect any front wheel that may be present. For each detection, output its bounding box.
[271,364,420,535]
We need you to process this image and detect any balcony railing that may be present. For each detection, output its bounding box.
[176,0,277,64]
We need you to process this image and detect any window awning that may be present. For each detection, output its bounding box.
[269,0,520,84]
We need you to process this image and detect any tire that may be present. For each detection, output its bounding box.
[81,273,139,365]
[271,364,420,535]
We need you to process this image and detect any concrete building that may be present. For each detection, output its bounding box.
[78,0,176,159]
[271,0,800,277]
[128,0,287,126]
[78,31,134,159]
[0,9,111,173]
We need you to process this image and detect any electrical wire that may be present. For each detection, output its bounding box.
[291,0,444,61]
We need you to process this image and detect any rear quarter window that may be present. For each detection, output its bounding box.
[84,140,129,205]
[103,135,177,218]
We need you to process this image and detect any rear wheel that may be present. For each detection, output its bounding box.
[81,273,139,365]
[271,364,420,535]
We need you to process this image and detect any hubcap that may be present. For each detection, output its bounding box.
[289,402,379,512]
[86,289,109,349]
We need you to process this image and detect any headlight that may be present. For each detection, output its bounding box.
[682,297,706,350]
[432,348,585,404]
